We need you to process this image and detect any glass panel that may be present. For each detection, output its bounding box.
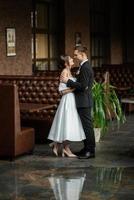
[99,39,103,57]
[31,12,33,27]
[33,0,60,71]
[90,0,109,68]
[91,58,100,68]
[36,34,48,59]
[50,35,58,58]
[95,38,98,57]
[31,37,34,59]
[36,4,48,29]
[91,59,95,67]
[99,58,104,67]
[91,0,105,12]
[50,60,58,70]
[36,60,48,70]
[49,4,58,31]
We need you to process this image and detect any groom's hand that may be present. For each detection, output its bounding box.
[60,75,69,83]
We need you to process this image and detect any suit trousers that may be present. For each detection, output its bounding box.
[77,107,95,152]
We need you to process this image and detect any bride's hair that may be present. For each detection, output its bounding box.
[59,55,70,68]
[60,55,70,62]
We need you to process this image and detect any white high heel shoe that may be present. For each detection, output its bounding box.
[49,142,58,157]
[62,149,77,158]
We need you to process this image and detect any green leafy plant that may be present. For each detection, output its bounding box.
[92,80,126,136]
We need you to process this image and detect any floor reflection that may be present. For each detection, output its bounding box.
[48,172,86,200]
[48,167,125,200]
[0,165,133,200]
[96,167,124,190]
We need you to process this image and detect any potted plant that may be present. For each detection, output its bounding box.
[92,73,126,142]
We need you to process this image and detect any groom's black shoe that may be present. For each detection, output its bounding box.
[78,151,95,159]
[74,148,85,156]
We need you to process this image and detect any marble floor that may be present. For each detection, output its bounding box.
[0,114,134,200]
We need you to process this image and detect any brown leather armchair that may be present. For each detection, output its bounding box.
[0,84,35,160]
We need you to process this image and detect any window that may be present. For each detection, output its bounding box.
[90,0,110,67]
[32,0,61,71]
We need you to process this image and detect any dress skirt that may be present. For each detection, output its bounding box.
[48,92,85,143]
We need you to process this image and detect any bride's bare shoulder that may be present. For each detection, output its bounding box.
[60,68,68,76]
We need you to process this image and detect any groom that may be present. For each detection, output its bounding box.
[60,46,95,159]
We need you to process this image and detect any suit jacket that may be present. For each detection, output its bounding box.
[67,61,94,108]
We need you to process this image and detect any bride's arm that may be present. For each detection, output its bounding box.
[59,69,75,95]
[60,88,75,95]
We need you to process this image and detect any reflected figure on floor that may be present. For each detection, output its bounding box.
[48,55,85,157]
[48,172,86,200]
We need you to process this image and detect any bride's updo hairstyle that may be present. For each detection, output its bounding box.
[59,55,70,68]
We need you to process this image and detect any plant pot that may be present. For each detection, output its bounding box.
[94,128,101,142]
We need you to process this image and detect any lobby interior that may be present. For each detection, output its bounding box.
[0,0,134,199]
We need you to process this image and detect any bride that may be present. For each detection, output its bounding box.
[48,55,85,157]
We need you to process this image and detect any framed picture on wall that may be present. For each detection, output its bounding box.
[75,32,82,47]
[6,28,16,56]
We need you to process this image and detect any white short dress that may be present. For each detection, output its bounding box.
[48,77,85,143]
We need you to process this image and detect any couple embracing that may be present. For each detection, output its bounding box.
[48,46,95,159]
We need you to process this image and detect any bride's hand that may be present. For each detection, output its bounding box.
[60,74,69,83]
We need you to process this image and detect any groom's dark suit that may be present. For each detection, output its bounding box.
[66,61,95,154]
